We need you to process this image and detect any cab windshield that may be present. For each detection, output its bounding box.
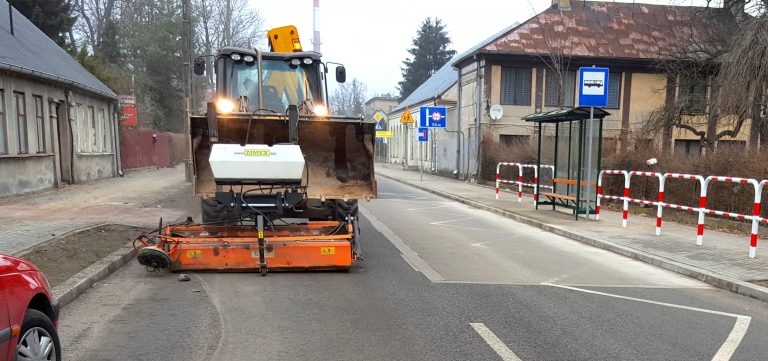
[225,58,322,113]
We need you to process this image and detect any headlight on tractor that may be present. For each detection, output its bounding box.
[313,104,328,117]
[216,98,236,114]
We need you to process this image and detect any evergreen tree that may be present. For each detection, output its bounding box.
[398,18,456,100]
[8,0,75,48]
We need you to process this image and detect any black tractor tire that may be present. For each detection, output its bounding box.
[201,198,240,224]
[16,309,62,361]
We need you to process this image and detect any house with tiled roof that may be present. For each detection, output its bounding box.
[1,1,121,196]
[451,0,744,180]
[386,25,517,173]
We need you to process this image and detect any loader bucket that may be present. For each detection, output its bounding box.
[191,112,377,200]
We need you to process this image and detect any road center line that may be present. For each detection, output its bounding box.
[543,283,751,361]
[469,323,523,361]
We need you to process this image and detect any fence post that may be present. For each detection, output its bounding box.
[596,171,604,220]
[697,177,709,246]
[495,162,501,200]
[517,165,524,203]
[622,171,630,228]
[750,181,764,258]
[656,175,665,236]
[533,166,539,206]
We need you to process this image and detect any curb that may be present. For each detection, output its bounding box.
[51,243,136,308]
[378,172,768,303]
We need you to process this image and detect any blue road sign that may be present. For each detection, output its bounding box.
[417,127,429,142]
[374,121,384,130]
[419,106,447,128]
[578,67,609,107]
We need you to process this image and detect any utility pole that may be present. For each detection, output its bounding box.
[312,0,321,52]
[182,0,194,182]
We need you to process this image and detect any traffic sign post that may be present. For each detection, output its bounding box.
[416,127,429,181]
[419,106,447,128]
[578,67,609,220]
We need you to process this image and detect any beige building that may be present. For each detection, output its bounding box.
[454,0,747,179]
[0,2,120,196]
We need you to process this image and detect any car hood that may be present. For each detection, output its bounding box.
[0,253,39,274]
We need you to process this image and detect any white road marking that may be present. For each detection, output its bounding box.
[429,217,476,225]
[469,323,524,361]
[407,204,454,211]
[400,254,418,272]
[360,206,445,282]
[471,242,489,248]
[543,283,751,361]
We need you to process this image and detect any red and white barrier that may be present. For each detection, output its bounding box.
[628,171,665,235]
[495,163,554,204]
[703,176,761,258]
[599,170,766,258]
[660,173,707,245]
[596,170,629,225]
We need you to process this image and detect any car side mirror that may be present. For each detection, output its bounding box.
[193,57,206,76]
[335,66,346,83]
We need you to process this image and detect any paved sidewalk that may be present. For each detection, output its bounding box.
[0,166,192,255]
[376,164,768,300]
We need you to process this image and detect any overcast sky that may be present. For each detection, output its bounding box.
[252,0,712,98]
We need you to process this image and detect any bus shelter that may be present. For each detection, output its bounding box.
[522,107,609,220]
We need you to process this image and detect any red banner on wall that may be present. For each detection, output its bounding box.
[119,95,138,127]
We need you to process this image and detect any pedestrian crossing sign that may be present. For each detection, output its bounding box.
[375,122,384,130]
[400,109,415,124]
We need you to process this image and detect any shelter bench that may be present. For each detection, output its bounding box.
[539,178,595,210]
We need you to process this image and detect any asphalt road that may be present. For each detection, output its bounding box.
[59,177,768,360]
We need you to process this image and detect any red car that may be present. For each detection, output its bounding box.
[0,253,60,361]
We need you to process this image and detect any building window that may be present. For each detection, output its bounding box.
[14,92,28,154]
[674,139,702,158]
[77,104,86,152]
[99,108,108,152]
[33,95,45,153]
[717,140,746,153]
[501,67,532,106]
[0,90,6,154]
[679,77,707,114]
[545,70,576,107]
[499,134,530,147]
[88,106,96,150]
[607,72,621,109]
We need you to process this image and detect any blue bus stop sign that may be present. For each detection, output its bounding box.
[578,67,609,107]
[419,106,447,128]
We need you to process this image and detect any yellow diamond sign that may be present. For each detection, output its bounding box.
[374,113,383,122]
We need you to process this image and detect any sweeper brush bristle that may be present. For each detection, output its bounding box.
[137,246,171,271]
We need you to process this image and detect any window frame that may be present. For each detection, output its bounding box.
[14,91,28,154]
[99,108,108,152]
[500,67,532,107]
[88,105,96,152]
[33,95,46,153]
[606,72,622,109]
[544,69,576,108]
[678,76,708,114]
[0,89,7,155]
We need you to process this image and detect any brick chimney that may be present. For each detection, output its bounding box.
[552,0,572,10]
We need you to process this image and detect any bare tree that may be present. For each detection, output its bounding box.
[331,79,368,116]
[643,1,768,150]
[193,0,265,84]
[71,0,119,51]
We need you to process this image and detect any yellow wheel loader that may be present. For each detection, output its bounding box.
[134,26,377,275]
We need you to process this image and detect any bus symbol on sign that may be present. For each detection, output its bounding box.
[584,80,603,88]
[431,111,442,121]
